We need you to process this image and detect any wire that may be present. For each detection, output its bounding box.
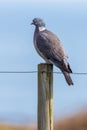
[72,72,87,75]
[53,72,87,75]
[0,71,37,73]
[0,71,86,75]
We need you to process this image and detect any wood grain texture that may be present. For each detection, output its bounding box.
[38,63,53,130]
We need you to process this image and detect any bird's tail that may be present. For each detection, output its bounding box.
[62,71,74,86]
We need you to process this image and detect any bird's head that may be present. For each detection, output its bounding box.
[31,18,45,28]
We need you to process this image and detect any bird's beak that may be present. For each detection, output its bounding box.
[30,21,34,25]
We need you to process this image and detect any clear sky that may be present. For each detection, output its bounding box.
[0,0,87,125]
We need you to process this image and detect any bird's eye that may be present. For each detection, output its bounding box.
[33,19,37,23]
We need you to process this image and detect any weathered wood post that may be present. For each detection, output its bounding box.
[38,63,53,130]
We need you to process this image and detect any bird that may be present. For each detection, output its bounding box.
[31,18,74,85]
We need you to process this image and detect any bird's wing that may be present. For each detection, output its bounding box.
[36,30,68,66]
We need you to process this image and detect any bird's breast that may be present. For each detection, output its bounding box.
[33,30,48,62]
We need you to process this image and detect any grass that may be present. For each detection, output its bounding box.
[0,125,35,130]
[54,110,87,130]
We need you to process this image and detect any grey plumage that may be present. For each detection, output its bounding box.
[31,18,73,85]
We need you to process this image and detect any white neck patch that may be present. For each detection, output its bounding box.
[38,26,46,31]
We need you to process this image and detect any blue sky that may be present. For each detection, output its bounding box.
[0,0,87,124]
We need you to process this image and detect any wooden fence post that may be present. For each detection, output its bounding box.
[38,63,53,130]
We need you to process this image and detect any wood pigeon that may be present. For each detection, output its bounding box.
[31,18,73,85]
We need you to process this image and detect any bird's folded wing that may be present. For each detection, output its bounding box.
[36,30,68,64]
